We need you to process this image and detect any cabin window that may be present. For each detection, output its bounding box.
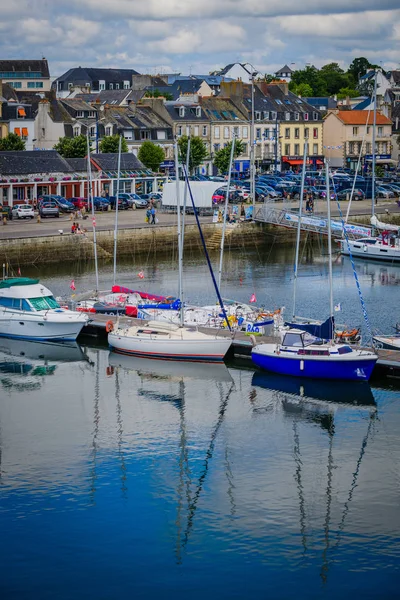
[282,332,304,347]
[29,296,60,311]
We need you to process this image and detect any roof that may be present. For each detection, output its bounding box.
[0,59,50,78]
[91,153,144,172]
[61,98,94,112]
[391,71,400,84]
[65,158,88,172]
[334,110,392,125]
[352,98,372,110]
[201,97,247,121]
[1,83,18,102]
[54,67,139,85]
[305,97,337,110]
[0,151,74,175]
[164,101,208,122]
[275,65,293,75]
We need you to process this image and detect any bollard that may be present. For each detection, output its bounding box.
[37,214,41,223]
[2,216,7,226]
[70,212,73,220]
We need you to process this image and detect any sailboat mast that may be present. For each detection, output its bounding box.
[325,160,334,324]
[292,140,308,320]
[371,70,378,221]
[180,136,191,255]
[87,133,99,293]
[174,140,184,326]
[218,136,236,291]
[113,135,122,286]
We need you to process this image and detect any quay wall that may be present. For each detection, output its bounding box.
[0,222,287,266]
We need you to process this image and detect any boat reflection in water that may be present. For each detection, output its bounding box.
[108,352,234,383]
[251,371,376,408]
[0,338,90,391]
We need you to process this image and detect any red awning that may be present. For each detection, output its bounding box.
[22,127,28,137]
[14,127,21,136]
[18,108,26,117]
[316,159,323,165]
[283,159,304,165]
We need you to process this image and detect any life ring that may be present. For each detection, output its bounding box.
[105,320,114,333]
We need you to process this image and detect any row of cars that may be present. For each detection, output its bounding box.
[9,192,163,220]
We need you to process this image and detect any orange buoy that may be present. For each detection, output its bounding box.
[105,320,114,333]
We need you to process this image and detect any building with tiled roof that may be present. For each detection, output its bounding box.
[53,67,140,98]
[274,65,293,82]
[324,109,393,169]
[0,59,51,91]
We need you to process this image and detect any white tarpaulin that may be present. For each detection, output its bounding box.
[371,215,400,232]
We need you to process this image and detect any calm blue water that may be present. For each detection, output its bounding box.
[1,248,400,598]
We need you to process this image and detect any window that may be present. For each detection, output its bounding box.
[285,128,290,139]
[313,112,319,121]
[233,126,239,137]
[295,112,299,121]
[353,126,358,135]
[214,143,220,151]
[349,142,355,154]
[106,126,112,136]
[366,142,371,154]
[27,81,44,89]
[90,126,96,137]
[124,130,133,140]
[304,128,309,139]
[41,127,45,138]
[255,111,261,120]
[109,83,114,90]
[157,131,166,140]
[263,111,269,120]
[68,83,73,89]
[382,142,387,153]
[115,83,120,90]
[313,143,318,155]
[99,81,105,90]
[177,125,182,136]
[271,111,277,120]
[179,106,185,117]
[223,126,229,139]
[285,144,290,155]
[313,128,318,139]
[214,126,220,139]
[256,128,261,139]
[304,113,309,121]
[194,125,199,136]
[88,111,96,118]
[294,128,300,139]
[366,126,370,134]
[17,107,26,118]
[10,82,22,88]
[21,127,28,139]
[73,127,80,137]
[377,126,383,135]
[196,106,201,117]
[76,111,84,118]
[186,126,190,136]
[285,112,290,121]
[140,130,151,139]
[294,144,300,155]
[202,125,207,136]
[29,296,60,311]
[264,128,270,140]
[124,81,130,89]
[242,126,248,138]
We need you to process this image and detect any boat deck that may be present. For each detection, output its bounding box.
[80,314,400,380]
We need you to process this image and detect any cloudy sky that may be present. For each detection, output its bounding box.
[1,0,399,77]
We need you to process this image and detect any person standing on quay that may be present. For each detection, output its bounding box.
[150,205,156,225]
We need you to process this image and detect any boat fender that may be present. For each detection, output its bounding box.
[106,320,114,333]
[249,334,257,347]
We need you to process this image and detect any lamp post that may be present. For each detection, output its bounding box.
[243,63,258,212]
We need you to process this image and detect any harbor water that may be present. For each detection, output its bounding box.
[1,245,399,598]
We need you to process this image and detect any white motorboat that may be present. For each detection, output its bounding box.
[339,233,400,262]
[108,320,231,362]
[372,335,400,351]
[0,278,88,341]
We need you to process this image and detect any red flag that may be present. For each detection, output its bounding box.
[70,279,76,291]
[17,267,21,276]
[249,293,257,303]
[137,271,144,279]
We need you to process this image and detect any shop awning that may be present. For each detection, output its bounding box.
[14,127,21,136]
[283,159,304,165]
[18,108,26,117]
[22,127,28,137]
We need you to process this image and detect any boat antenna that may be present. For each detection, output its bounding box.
[174,139,184,327]
[218,135,236,291]
[292,140,308,320]
[180,136,191,256]
[325,159,334,340]
[87,132,99,293]
[113,135,122,287]
[182,166,232,332]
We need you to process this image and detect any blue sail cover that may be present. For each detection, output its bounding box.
[284,316,335,340]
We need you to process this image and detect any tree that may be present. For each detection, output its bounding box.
[54,135,89,158]
[138,141,165,171]
[177,135,208,174]
[319,63,351,95]
[291,83,313,97]
[0,132,25,151]
[144,89,173,101]
[347,57,372,83]
[289,65,327,96]
[99,135,128,154]
[213,140,245,174]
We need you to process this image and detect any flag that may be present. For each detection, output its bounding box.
[334,303,341,312]
[137,271,144,279]
[249,293,257,304]
[70,279,76,291]
[17,267,21,276]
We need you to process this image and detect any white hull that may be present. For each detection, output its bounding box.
[340,239,400,262]
[0,308,87,341]
[373,335,400,351]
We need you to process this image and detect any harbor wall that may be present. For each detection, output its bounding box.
[0,222,285,266]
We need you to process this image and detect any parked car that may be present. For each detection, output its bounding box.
[12,204,35,219]
[108,196,130,210]
[376,187,395,199]
[39,202,60,218]
[388,184,400,195]
[116,192,148,208]
[0,204,12,220]
[337,188,365,201]
[139,194,152,203]
[54,197,75,213]
[68,197,88,210]
[212,191,225,204]
[89,197,110,211]
[379,184,399,197]
[148,193,162,201]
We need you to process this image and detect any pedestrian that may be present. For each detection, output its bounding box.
[146,208,151,224]
[150,205,156,225]
[71,222,76,234]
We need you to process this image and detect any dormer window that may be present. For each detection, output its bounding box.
[76,111,84,118]
[196,106,201,117]
[106,126,112,136]
[179,106,185,117]
[116,83,120,90]
[88,111,96,118]
[73,127,80,137]
[17,107,26,119]
[271,111,277,120]
[109,83,113,90]
[295,112,299,121]
[255,111,261,120]
[124,81,130,89]
[285,112,290,121]
[263,111,269,120]
[304,113,309,121]
[313,112,319,121]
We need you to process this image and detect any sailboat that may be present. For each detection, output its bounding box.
[339,70,400,262]
[108,141,232,362]
[251,161,378,381]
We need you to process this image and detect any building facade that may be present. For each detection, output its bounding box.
[0,60,51,92]
[53,67,140,98]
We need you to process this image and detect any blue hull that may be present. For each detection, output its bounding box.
[252,351,376,381]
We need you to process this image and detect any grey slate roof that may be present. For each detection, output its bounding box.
[0,59,50,78]
[54,67,139,86]
[65,158,88,172]
[164,101,208,121]
[0,151,74,175]
[91,153,145,172]
[391,71,400,84]
[305,97,338,110]
[275,65,293,75]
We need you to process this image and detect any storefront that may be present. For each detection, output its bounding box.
[282,156,324,171]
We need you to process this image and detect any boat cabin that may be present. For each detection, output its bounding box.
[281,329,352,356]
[0,278,60,312]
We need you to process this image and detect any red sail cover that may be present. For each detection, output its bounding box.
[112,285,167,302]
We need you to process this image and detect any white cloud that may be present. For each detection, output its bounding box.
[150,21,246,54]
[129,20,173,38]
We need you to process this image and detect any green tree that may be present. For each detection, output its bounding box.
[137,141,165,171]
[178,135,208,174]
[319,63,351,95]
[0,132,26,151]
[213,140,245,174]
[337,87,359,99]
[54,135,89,158]
[144,89,173,101]
[291,83,313,97]
[347,57,372,83]
[289,65,327,96]
[99,135,128,154]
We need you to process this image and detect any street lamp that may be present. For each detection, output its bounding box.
[243,62,258,212]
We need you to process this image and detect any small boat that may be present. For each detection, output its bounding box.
[108,320,231,362]
[339,232,400,263]
[252,329,377,381]
[0,278,88,341]
[372,335,400,351]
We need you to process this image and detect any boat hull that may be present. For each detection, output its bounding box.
[108,332,231,362]
[340,240,400,262]
[373,336,400,351]
[252,345,377,381]
[0,309,87,341]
